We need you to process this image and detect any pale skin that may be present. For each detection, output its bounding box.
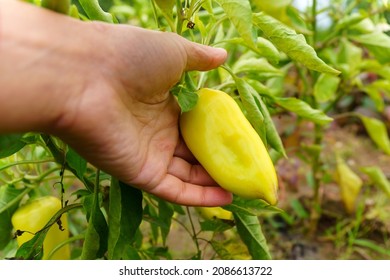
[0,0,232,206]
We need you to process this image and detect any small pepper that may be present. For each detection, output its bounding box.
[11,196,70,260]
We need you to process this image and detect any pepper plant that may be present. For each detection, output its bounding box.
[1,0,390,260]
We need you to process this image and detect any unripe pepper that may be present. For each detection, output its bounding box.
[179,88,278,205]
[196,207,233,220]
[11,196,70,260]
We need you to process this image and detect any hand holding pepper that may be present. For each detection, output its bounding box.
[0,0,231,206]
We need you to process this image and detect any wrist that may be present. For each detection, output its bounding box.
[0,1,110,136]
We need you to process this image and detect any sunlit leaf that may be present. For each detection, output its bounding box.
[360,166,390,198]
[215,0,256,48]
[349,32,390,63]
[234,77,266,143]
[154,0,175,14]
[314,73,341,103]
[177,88,198,113]
[233,57,283,79]
[275,97,333,125]
[253,0,292,25]
[253,12,340,75]
[359,115,390,155]
[252,94,286,157]
[335,13,366,32]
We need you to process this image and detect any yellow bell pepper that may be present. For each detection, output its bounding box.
[11,196,70,260]
[196,207,233,220]
[180,88,278,205]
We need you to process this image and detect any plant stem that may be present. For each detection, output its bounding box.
[308,123,323,236]
[186,206,201,258]
[176,0,184,35]
[311,0,317,45]
[308,0,322,236]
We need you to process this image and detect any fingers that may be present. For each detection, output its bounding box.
[183,40,228,72]
[157,156,232,206]
[173,137,198,164]
[150,174,232,206]
[168,156,216,185]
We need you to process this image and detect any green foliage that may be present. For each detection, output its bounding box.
[108,179,143,259]
[0,134,27,159]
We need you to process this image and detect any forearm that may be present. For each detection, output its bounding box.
[0,0,107,134]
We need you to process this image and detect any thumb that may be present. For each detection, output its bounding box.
[183,41,228,72]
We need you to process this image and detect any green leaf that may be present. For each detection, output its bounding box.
[0,134,26,159]
[234,77,266,144]
[254,37,280,64]
[78,0,114,23]
[252,93,286,157]
[314,73,341,103]
[335,13,366,32]
[253,12,340,75]
[290,199,309,219]
[41,0,70,14]
[158,199,174,245]
[360,61,390,80]
[108,179,143,260]
[154,0,175,14]
[359,115,390,155]
[215,37,280,64]
[360,84,385,112]
[233,58,283,79]
[234,212,271,260]
[354,238,390,257]
[275,97,333,125]
[360,166,390,198]
[348,18,376,34]
[223,196,282,216]
[177,88,198,112]
[81,187,108,259]
[0,185,25,249]
[66,147,87,181]
[215,0,256,48]
[253,0,292,25]
[40,134,94,192]
[200,219,235,232]
[349,32,390,63]
[14,203,81,260]
[337,38,363,78]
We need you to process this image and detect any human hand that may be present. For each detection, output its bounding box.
[53,23,232,206]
